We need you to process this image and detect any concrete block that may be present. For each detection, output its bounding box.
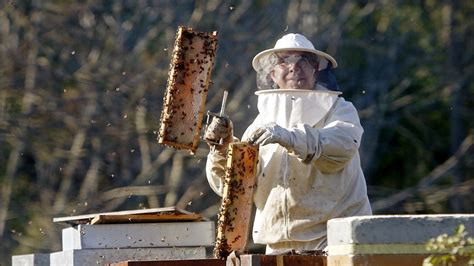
[50,247,206,266]
[327,214,474,245]
[11,254,49,266]
[62,221,215,250]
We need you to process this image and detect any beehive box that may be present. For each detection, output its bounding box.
[158,26,218,154]
[110,259,225,266]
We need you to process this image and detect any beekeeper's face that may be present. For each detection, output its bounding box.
[270,51,318,90]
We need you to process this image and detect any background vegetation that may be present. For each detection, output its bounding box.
[1,0,473,264]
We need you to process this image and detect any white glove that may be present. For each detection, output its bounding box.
[245,122,295,150]
[204,116,233,151]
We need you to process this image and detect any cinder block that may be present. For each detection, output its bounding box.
[327,214,474,245]
[62,221,215,250]
[50,247,206,266]
[11,253,49,266]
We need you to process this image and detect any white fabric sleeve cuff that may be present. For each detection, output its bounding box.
[205,149,227,196]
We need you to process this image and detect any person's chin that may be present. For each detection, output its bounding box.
[285,81,302,89]
[287,83,311,90]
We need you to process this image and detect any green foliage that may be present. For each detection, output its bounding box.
[423,224,474,266]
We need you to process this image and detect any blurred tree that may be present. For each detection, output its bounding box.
[0,0,473,264]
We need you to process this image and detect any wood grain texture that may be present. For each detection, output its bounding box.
[110,259,225,266]
[239,254,327,266]
[53,206,204,225]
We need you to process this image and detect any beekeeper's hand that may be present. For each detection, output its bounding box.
[204,116,233,152]
[245,122,295,150]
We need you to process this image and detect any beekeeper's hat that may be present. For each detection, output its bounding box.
[252,33,338,71]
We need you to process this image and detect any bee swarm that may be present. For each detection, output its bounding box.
[214,142,259,259]
[158,26,218,154]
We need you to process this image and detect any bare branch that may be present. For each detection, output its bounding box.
[372,133,473,212]
[0,23,38,237]
[164,153,184,207]
[135,105,151,172]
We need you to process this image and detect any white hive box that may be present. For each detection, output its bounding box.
[62,221,215,250]
[11,253,49,266]
[49,247,206,266]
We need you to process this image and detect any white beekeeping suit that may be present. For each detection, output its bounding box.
[206,88,372,249]
[205,33,372,253]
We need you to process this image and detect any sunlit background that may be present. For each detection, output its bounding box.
[1,1,473,264]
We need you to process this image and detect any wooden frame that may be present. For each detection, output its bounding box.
[214,142,259,259]
[158,26,218,154]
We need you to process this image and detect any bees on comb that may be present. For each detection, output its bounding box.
[158,26,218,154]
[214,142,259,259]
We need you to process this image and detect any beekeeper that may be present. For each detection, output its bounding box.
[204,33,372,253]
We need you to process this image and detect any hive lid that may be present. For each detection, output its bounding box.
[53,206,207,225]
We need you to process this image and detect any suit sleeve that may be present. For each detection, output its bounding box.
[205,149,227,196]
[289,99,363,173]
